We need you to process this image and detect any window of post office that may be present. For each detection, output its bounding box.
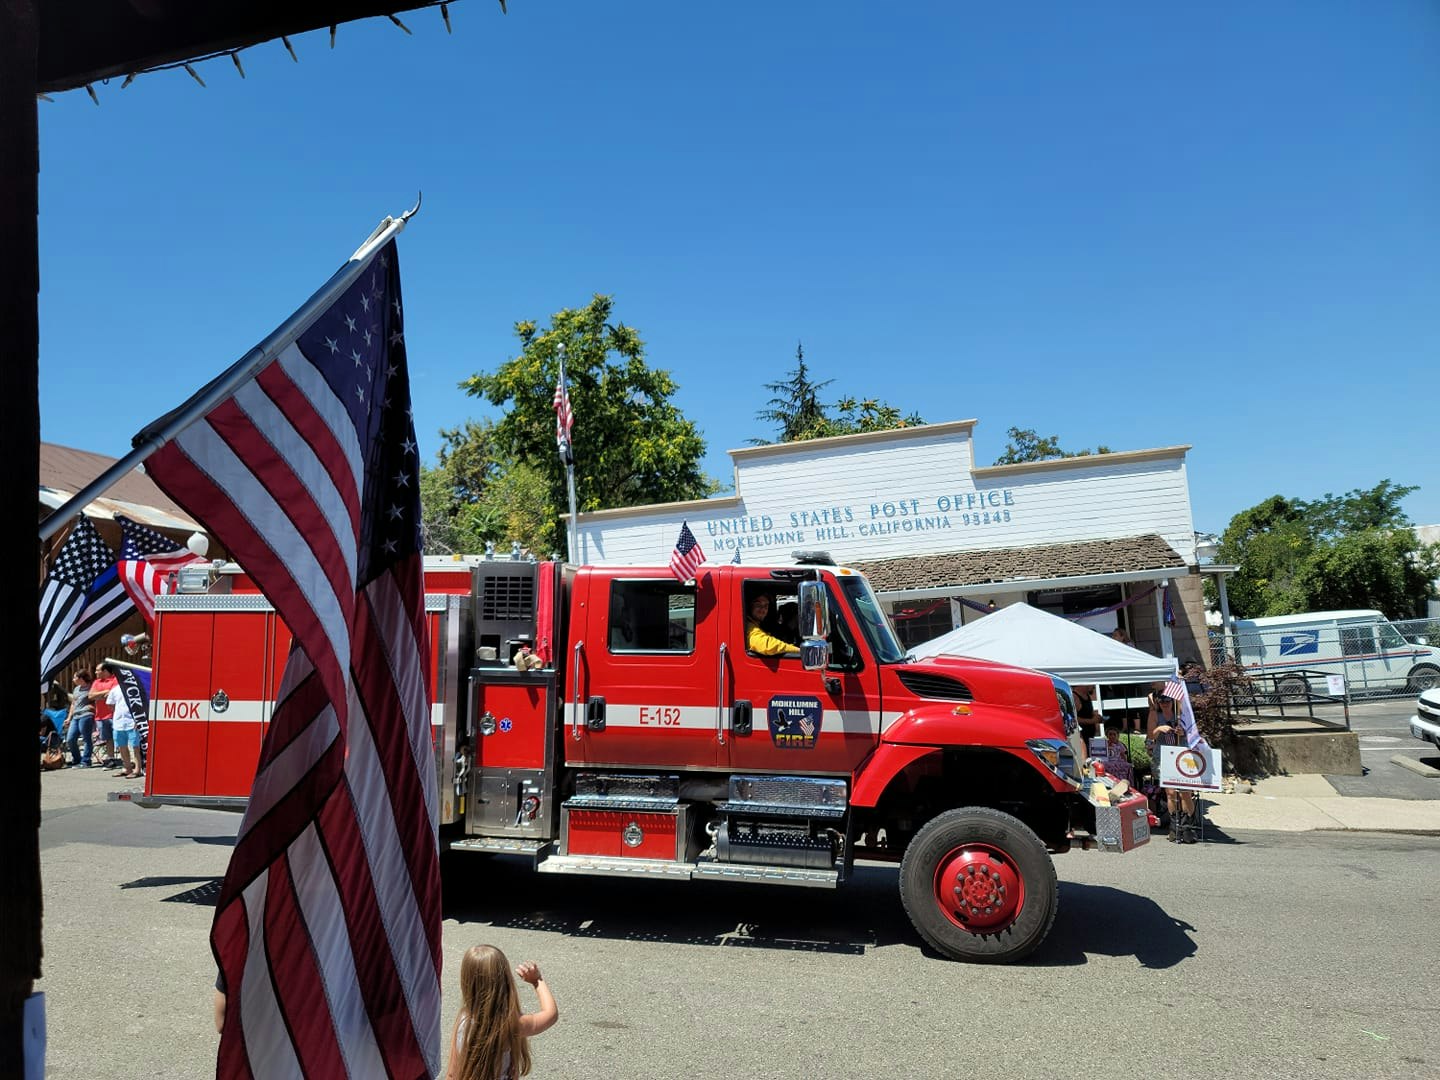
[608,580,696,654]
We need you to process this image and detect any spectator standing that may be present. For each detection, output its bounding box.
[65,671,96,767]
[1073,685,1102,744]
[89,661,118,768]
[1147,682,1197,843]
[446,944,558,1080]
[104,664,142,779]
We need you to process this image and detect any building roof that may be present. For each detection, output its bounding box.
[39,442,201,532]
[852,534,1187,595]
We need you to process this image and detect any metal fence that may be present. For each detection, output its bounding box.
[1208,616,1440,702]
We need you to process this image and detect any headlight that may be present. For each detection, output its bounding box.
[1027,738,1082,786]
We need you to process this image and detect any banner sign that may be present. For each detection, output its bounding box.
[108,661,152,749]
[1157,743,1222,791]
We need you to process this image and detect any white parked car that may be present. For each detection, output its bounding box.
[1412,687,1440,752]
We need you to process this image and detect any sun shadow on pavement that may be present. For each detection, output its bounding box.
[442,856,909,957]
[1030,882,1196,969]
[120,874,223,906]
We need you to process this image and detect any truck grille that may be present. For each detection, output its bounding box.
[478,573,535,621]
[896,670,974,701]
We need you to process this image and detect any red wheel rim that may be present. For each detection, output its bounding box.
[932,842,1025,934]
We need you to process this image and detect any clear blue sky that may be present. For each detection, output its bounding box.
[37,1,1440,535]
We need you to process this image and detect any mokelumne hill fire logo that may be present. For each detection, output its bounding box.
[767,696,824,748]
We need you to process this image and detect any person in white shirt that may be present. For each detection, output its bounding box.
[104,666,141,779]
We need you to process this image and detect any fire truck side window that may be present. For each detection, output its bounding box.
[608,579,697,654]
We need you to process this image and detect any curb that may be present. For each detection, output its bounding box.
[1390,754,1440,779]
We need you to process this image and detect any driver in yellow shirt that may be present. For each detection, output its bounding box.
[745,593,800,657]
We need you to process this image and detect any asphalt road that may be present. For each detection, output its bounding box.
[34,767,1440,1079]
[1305,698,1440,799]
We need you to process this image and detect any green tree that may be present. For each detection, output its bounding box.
[1297,480,1417,540]
[461,295,716,553]
[755,343,832,441]
[993,427,1112,466]
[753,344,921,443]
[419,420,553,554]
[1296,530,1439,617]
[1215,496,1313,617]
[1215,481,1436,619]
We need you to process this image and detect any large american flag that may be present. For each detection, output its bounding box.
[140,240,440,1079]
[38,515,114,681]
[115,514,207,624]
[669,521,707,582]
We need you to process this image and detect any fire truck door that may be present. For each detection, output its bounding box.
[565,570,723,769]
[725,579,881,775]
[149,606,271,798]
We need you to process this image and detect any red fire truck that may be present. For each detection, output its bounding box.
[129,550,1148,963]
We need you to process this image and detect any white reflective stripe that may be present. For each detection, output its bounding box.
[600,703,883,735]
[289,824,386,1077]
[238,871,303,1078]
[154,702,443,728]
[152,699,269,724]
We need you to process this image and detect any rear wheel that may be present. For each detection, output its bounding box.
[1408,664,1440,693]
[898,807,1057,964]
[1275,675,1309,702]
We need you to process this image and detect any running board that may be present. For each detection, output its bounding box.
[448,837,552,857]
[691,862,839,888]
[108,791,249,813]
[534,853,840,888]
[536,854,695,880]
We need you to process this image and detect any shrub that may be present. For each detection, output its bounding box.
[1118,733,1150,774]
[1191,661,1256,746]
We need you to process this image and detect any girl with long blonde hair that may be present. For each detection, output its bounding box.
[446,944,559,1080]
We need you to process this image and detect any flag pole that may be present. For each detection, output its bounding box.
[39,200,422,543]
[558,345,580,564]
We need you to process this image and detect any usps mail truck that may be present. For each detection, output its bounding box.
[1231,609,1440,697]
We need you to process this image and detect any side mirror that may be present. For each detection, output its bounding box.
[797,581,831,672]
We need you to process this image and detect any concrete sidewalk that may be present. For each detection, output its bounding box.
[1202,774,1440,834]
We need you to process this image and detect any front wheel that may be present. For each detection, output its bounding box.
[1407,664,1440,693]
[898,807,1058,963]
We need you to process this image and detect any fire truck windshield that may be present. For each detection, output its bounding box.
[837,574,907,664]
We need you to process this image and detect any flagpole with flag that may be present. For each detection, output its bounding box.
[121,212,441,1078]
[555,343,579,563]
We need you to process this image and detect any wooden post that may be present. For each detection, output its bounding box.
[0,0,43,1074]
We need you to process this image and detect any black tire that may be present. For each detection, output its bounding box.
[1407,664,1440,693]
[898,806,1058,964]
[1275,675,1308,703]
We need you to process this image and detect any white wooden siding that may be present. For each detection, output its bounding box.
[574,425,1195,567]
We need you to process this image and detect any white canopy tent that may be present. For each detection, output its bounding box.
[907,602,1179,685]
